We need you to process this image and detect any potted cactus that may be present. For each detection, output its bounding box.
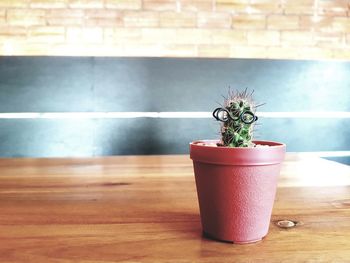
[190,89,286,244]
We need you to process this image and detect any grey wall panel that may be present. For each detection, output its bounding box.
[0,57,348,162]
[0,119,94,157]
[93,58,350,112]
[94,118,348,155]
[92,119,218,155]
[93,59,153,112]
[0,57,349,112]
[256,118,349,152]
[0,57,94,112]
[0,118,347,157]
[0,117,348,161]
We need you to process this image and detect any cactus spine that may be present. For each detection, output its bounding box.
[213,89,258,148]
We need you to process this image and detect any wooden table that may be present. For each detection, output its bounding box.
[0,154,350,262]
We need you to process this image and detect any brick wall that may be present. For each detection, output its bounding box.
[0,0,349,59]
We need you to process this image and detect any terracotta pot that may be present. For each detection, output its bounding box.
[190,140,286,244]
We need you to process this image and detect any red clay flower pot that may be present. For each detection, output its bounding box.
[190,140,286,244]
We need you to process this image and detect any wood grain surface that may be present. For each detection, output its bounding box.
[0,154,350,262]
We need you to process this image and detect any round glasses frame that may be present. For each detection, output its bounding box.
[212,107,258,125]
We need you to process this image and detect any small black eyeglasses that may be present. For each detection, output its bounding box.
[212,107,258,125]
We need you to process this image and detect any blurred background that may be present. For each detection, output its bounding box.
[0,0,349,164]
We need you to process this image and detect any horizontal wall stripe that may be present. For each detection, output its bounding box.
[0,118,348,157]
[294,151,350,157]
[259,112,350,118]
[0,112,349,119]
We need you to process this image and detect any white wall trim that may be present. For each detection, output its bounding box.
[258,112,350,118]
[0,111,349,119]
[294,151,350,157]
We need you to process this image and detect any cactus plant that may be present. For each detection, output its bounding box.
[213,89,259,148]
[191,89,285,244]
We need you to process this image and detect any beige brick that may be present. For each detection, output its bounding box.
[332,17,350,33]
[30,0,68,8]
[318,0,348,16]
[281,31,314,46]
[105,0,141,10]
[198,12,231,28]
[28,26,65,43]
[123,11,159,27]
[122,43,164,56]
[197,45,230,58]
[0,43,51,56]
[212,29,246,44]
[247,30,279,46]
[29,26,65,35]
[230,46,267,58]
[66,27,103,43]
[103,27,114,43]
[217,0,280,14]
[47,17,84,26]
[162,44,197,57]
[215,0,249,3]
[160,12,197,28]
[314,32,345,48]
[0,9,5,17]
[0,35,26,43]
[181,1,212,12]
[0,26,27,43]
[8,8,46,17]
[232,15,266,30]
[46,8,85,26]
[249,2,282,14]
[332,48,350,60]
[86,17,123,27]
[180,0,213,3]
[85,9,120,18]
[283,0,314,15]
[266,46,299,59]
[69,0,103,9]
[113,28,142,43]
[47,9,85,17]
[50,44,106,56]
[0,16,5,25]
[216,0,249,13]
[0,42,13,55]
[143,1,177,11]
[175,28,212,44]
[267,15,299,30]
[7,9,46,26]
[51,43,125,56]
[297,47,333,59]
[83,27,103,43]
[299,16,334,32]
[0,0,28,8]
[141,28,177,44]
[95,44,124,56]
[66,27,82,42]
[85,10,123,26]
[28,34,65,43]
[198,44,231,57]
[0,26,27,36]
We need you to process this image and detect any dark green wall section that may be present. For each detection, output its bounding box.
[0,118,348,156]
[0,57,349,164]
[1,57,350,112]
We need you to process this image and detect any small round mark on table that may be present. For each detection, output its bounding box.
[276,220,297,229]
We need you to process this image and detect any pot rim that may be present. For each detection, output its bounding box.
[190,140,286,148]
[190,140,286,166]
